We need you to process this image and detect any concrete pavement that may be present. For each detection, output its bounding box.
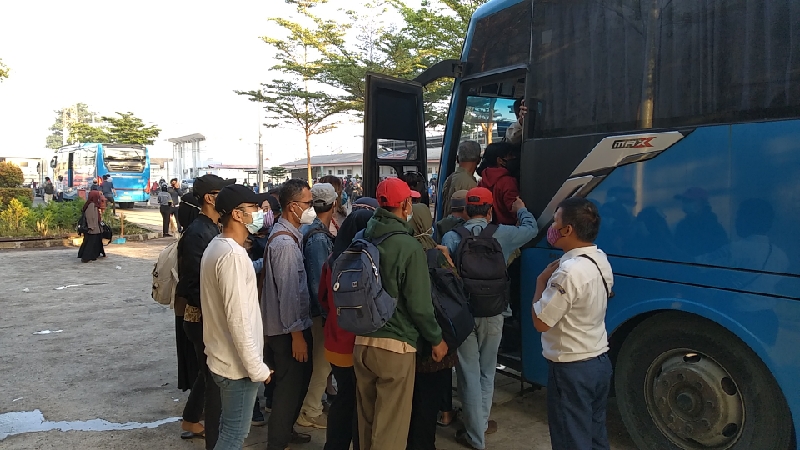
[0,239,637,449]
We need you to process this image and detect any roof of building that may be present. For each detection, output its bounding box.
[280,148,442,169]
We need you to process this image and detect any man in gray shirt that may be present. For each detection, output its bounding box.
[101,174,116,215]
[261,178,314,450]
[169,178,187,232]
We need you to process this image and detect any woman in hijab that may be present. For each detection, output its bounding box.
[78,191,106,263]
[318,202,376,450]
[407,202,458,450]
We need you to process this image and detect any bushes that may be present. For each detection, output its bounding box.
[0,161,24,188]
[0,187,34,208]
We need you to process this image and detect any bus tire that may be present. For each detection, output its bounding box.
[118,202,134,209]
[615,311,794,450]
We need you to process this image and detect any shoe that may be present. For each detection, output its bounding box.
[290,430,312,444]
[164,234,173,237]
[296,412,327,429]
[486,420,498,434]
[455,429,480,449]
[252,406,266,426]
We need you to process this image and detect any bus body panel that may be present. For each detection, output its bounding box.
[521,120,800,444]
[54,143,150,202]
[95,144,151,203]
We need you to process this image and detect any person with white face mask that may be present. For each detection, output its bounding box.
[260,179,315,449]
[199,184,273,449]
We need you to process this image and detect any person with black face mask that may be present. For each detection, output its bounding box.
[477,142,520,225]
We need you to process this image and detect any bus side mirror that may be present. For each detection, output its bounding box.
[49,157,57,169]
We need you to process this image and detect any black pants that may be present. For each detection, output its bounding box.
[184,320,221,450]
[104,196,115,214]
[547,353,613,450]
[265,329,313,450]
[325,364,359,450]
[407,368,452,450]
[159,205,171,235]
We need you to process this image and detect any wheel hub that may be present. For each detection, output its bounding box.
[648,350,744,448]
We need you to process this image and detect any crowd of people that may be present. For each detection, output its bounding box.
[166,134,615,450]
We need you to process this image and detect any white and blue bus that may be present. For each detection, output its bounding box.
[362,0,800,448]
[51,143,151,208]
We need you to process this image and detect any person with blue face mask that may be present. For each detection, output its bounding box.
[199,184,274,450]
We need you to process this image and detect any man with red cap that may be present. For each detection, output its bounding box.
[441,186,537,450]
[354,177,448,450]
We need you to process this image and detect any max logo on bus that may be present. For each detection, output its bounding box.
[611,137,655,149]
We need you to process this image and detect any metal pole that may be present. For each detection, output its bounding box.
[257,123,264,192]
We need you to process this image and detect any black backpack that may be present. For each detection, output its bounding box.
[455,224,510,317]
[426,248,474,352]
[76,213,89,235]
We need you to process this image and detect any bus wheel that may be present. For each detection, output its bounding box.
[118,202,134,209]
[615,311,794,450]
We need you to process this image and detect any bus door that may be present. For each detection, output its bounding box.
[362,73,428,197]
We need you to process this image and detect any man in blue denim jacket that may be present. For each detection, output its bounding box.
[441,187,538,450]
[297,182,337,429]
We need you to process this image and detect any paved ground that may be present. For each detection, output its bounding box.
[0,238,637,449]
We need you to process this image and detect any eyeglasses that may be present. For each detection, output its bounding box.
[294,200,313,207]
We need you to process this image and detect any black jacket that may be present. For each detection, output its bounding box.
[176,215,219,309]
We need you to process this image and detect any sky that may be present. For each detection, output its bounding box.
[0,0,366,166]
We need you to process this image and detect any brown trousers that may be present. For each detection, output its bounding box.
[353,345,416,450]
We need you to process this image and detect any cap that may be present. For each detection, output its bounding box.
[466,187,493,206]
[353,197,379,211]
[675,187,708,201]
[194,174,235,197]
[310,183,337,207]
[376,177,420,208]
[215,184,269,215]
[450,190,468,209]
[180,192,200,207]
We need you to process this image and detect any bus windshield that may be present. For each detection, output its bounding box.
[103,147,145,172]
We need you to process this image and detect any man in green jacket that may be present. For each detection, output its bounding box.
[354,177,448,450]
[440,140,480,214]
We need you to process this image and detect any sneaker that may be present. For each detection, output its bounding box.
[296,412,327,429]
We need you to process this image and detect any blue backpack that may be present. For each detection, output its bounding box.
[331,230,404,335]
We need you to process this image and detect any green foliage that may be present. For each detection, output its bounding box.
[0,198,30,235]
[69,122,110,144]
[267,166,289,181]
[0,161,24,187]
[46,103,99,149]
[101,112,162,145]
[0,188,34,209]
[0,58,8,82]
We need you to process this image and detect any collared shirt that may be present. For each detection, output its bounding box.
[261,218,312,336]
[200,236,271,381]
[168,186,184,205]
[441,166,478,215]
[300,218,334,318]
[441,207,538,264]
[532,245,613,363]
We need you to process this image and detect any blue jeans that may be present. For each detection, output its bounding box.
[547,353,613,450]
[455,314,504,449]
[211,372,261,450]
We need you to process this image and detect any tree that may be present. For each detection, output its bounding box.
[238,80,347,182]
[0,59,8,82]
[101,112,162,145]
[45,103,99,149]
[267,166,289,182]
[69,122,110,144]
[0,161,24,188]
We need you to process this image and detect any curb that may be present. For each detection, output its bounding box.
[0,232,167,249]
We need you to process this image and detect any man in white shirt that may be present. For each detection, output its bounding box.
[200,184,272,449]
[532,197,614,450]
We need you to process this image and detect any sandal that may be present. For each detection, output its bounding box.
[180,430,205,440]
[437,408,458,427]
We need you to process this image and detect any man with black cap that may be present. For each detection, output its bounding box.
[176,173,235,447]
[201,184,273,449]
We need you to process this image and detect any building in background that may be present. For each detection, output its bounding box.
[280,148,442,181]
[0,156,48,187]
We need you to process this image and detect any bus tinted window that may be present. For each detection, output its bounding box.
[531,0,800,138]
[465,1,531,76]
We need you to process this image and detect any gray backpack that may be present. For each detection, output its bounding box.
[331,230,404,335]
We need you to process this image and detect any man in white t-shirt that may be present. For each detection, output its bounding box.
[532,197,614,450]
[200,184,272,449]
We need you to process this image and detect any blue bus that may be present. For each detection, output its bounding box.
[51,143,151,207]
[361,0,800,448]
